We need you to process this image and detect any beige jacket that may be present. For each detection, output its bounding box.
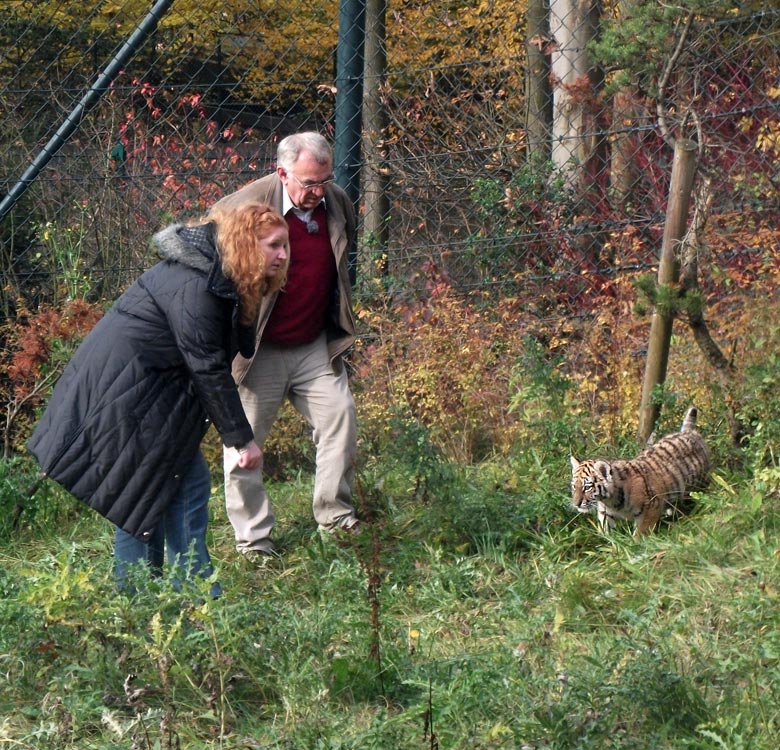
[209,173,357,385]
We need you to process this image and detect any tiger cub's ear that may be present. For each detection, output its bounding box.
[570,456,580,471]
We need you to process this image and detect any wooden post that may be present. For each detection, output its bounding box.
[637,138,698,443]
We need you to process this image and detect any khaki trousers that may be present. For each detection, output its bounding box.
[223,332,357,553]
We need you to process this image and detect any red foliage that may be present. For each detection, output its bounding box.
[3,299,102,401]
[112,77,270,215]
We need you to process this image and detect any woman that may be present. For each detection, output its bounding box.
[28,202,289,594]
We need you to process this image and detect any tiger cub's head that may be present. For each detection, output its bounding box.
[569,456,613,513]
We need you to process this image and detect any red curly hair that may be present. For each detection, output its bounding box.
[209,202,289,324]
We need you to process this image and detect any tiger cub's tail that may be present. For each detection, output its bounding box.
[680,407,699,432]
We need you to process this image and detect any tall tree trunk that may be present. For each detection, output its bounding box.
[549,0,606,262]
[608,0,641,208]
[549,0,602,185]
[525,0,552,163]
[609,88,643,208]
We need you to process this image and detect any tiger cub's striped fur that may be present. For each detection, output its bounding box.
[570,407,711,536]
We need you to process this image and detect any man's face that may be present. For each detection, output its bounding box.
[278,150,334,210]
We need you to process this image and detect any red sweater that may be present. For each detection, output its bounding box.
[262,203,337,346]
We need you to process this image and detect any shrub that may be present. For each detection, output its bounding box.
[0,298,102,456]
[354,266,530,464]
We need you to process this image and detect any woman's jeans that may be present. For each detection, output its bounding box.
[114,450,221,597]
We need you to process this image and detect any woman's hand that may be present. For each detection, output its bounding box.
[237,440,262,470]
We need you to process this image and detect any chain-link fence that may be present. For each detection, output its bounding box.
[2,0,779,450]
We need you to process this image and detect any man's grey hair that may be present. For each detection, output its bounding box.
[277,132,333,172]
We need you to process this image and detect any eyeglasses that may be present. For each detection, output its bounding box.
[287,172,335,191]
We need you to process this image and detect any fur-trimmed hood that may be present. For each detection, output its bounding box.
[152,222,238,303]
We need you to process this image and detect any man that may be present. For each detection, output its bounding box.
[209,132,360,560]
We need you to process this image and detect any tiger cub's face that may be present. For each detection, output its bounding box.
[569,456,613,513]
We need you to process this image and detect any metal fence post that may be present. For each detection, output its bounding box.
[335,0,365,283]
[335,0,365,199]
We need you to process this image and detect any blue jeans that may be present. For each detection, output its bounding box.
[114,450,221,597]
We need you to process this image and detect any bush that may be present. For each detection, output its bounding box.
[0,298,102,456]
[354,268,532,464]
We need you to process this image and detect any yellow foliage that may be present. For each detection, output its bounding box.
[354,282,530,463]
[756,122,780,156]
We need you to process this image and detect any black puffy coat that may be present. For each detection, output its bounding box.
[27,223,255,542]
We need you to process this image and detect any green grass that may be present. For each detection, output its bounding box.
[2,406,780,748]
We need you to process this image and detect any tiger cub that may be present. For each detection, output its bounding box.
[570,407,711,536]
